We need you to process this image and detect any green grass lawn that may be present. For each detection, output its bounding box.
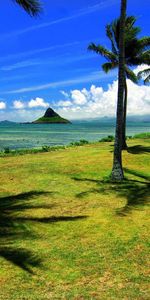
[0,137,150,299]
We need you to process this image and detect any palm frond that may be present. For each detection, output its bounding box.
[102,62,118,73]
[88,43,117,62]
[125,66,138,83]
[137,37,150,52]
[137,68,150,84]
[138,68,150,77]
[111,16,140,50]
[106,24,118,55]
[144,74,150,84]
[12,0,42,16]
[128,50,150,66]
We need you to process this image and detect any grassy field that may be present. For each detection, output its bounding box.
[0,137,150,299]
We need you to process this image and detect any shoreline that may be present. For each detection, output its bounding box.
[0,132,149,157]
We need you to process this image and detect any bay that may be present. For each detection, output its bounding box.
[0,120,149,150]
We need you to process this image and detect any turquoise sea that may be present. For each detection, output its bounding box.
[0,120,149,150]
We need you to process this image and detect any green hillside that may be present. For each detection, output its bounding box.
[33,107,71,124]
[33,116,70,123]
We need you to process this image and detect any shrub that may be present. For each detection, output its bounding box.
[4,147,10,154]
[99,135,114,142]
[42,145,50,152]
[70,140,89,146]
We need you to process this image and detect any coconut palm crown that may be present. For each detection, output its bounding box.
[88,16,150,148]
[88,16,150,81]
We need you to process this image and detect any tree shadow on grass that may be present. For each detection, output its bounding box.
[73,169,150,216]
[0,191,87,273]
[16,216,87,223]
[124,168,150,181]
[127,145,150,154]
[109,144,150,155]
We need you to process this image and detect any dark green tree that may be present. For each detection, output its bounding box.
[12,0,42,16]
[88,17,150,149]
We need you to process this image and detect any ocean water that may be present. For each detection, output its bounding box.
[0,120,149,150]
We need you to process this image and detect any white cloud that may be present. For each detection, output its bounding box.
[12,97,49,109]
[57,100,72,107]
[28,97,49,108]
[71,89,87,105]
[13,100,25,109]
[56,80,150,119]
[1,59,40,71]
[0,42,79,63]
[90,85,103,101]
[134,64,149,77]
[1,66,150,122]
[60,90,69,98]
[0,101,6,109]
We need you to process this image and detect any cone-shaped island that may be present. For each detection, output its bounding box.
[32,107,71,124]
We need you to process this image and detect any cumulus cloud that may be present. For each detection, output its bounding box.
[57,100,72,107]
[13,100,25,109]
[134,64,149,77]
[12,97,49,109]
[71,89,87,105]
[0,101,6,109]
[1,67,150,121]
[56,80,150,119]
[28,97,49,108]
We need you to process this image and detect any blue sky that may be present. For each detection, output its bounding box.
[0,0,150,121]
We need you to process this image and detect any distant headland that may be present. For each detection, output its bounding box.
[32,107,71,124]
[0,120,16,125]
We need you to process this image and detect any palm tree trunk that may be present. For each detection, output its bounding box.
[111,0,127,181]
[122,79,128,149]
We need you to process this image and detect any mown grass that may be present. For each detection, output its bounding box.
[0,137,150,299]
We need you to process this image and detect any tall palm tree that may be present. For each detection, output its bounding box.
[12,0,42,16]
[88,17,150,149]
[112,0,127,181]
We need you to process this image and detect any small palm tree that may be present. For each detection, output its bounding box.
[12,0,42,16]
[138,67,150,84]
[88,16,150,149]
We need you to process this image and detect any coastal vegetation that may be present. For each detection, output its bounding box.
[0,135,149,299]
[0,133,149,157]
[33,116,70,124]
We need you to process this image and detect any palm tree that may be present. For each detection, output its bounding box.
[110,0,127,181]
[138,67,150,84]
[88,17,150,149]
[12,0,42,16]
